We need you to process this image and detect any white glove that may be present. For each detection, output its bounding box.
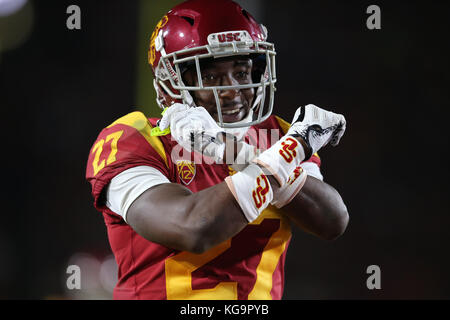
[287,104,346,160]
[159,103,226,161]
[159,103,259,165]
[254,104,346,187]
[159,103,225,161]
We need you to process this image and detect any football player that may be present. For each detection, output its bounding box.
[86,0,349,300]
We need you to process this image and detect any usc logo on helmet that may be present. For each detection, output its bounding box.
[149,15,169,66]
[279,137,298,163]
[217,32,241,42]
[252,174,270,209]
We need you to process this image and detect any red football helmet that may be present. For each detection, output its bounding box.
[148,0,277,128]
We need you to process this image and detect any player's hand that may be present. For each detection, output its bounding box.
[253,104,345,188]
[287,104,346,160]
[159,103,226,161]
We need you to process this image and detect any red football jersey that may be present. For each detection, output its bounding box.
[86,111,321,300]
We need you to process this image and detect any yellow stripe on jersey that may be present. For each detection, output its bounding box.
[275,115,320,160]
[275,115,291,136]
[248,206,292,300]
[107,111,169,168]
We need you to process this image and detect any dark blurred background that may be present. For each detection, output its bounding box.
[1,0,449,299]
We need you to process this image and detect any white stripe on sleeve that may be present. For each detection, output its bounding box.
[105,166,170,223]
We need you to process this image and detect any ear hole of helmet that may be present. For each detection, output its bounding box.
[242,10,250,20]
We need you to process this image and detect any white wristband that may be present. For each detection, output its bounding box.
[225,164,273,222]
[271,166,307,208]
[253,135,306,187]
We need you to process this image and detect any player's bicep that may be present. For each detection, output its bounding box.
[126,181,198,251]
[108,165,198,251]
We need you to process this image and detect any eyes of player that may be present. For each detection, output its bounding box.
[235,71,251,82]
[201,69,251,86]
[201,73,217,83]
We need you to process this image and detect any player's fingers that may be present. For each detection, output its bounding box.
[159,103,190,130]
[158,116,169,131]
[175,116,203,142]
[170,109,194,133]
[192,107,220,127]
[172,116,190,136]
[192,106,208,115]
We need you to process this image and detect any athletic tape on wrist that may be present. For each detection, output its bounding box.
[225,163,273,222]
[271,166,308,208]
[253,135,306,187]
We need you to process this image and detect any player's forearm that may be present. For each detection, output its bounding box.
[281,176,349,240]
[221,143,341,242]
[224,135,349,240]
[186,182,249,253]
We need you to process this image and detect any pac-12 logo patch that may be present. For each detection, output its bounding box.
[176,160,196,185]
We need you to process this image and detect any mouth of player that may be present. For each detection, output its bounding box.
[217,105,246,123]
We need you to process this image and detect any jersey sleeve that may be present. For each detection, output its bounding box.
[85,111,172,213]
[105,166,171,223]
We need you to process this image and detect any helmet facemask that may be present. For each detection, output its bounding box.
[153,28,277,129]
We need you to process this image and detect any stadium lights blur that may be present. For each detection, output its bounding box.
[0,0,33,57]
[0,0,27,17]
[64,252,118,300]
